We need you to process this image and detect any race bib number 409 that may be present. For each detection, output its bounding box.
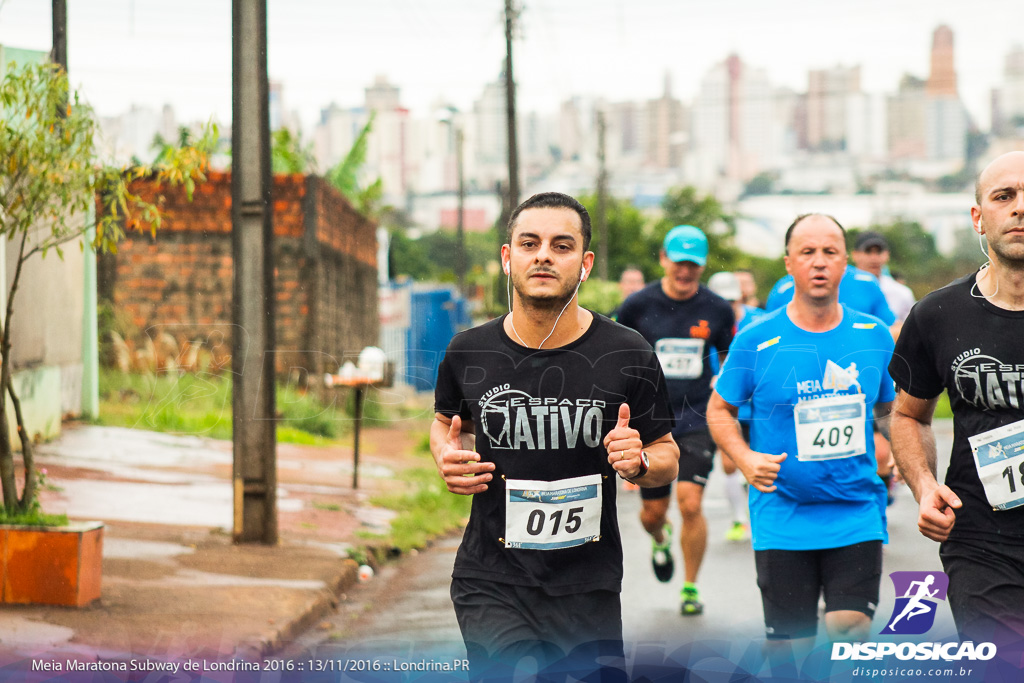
[969,419,1024,511]
[504,474,602,550]
[793,394,867,461]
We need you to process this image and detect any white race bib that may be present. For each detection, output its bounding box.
[793,394,867,461]
[504,474,602,550]
[968,419,1024,511]
[655,338,705,380]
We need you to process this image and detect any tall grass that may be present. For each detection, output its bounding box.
[97,369,348,444]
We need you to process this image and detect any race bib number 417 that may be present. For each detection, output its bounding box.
[504,474,602,550]
[655,338,705,380]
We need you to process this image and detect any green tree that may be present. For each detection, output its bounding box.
[151,125,194,165]
[0,61,212,517]
[271,126,316,175]
[848,220,984,299]
[388,229,435,280]
[578,193,654,281]
[325,113,384,218]
[742,171,778,198]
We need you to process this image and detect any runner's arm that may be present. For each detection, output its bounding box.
[873,401,893,441]
[430,413,494,495]
[890,390,961,542]
[707,391,787,493]
[637,432,679,487]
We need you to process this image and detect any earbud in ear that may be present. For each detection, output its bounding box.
[580,266,587,280]
[504,262,510,274]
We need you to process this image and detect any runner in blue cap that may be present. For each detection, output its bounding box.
[617,225,735,616]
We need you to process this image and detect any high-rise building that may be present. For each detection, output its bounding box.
[925,25,966,163]
[473,72,510,190]
[365,75,401,112]
[806,65,860,151]
[927,25,957,97]
[313,103,369,171]
[888,75,928,160]
[605,100,648,170]
[888,26,967,166]
[645,73,687,169]
[557,97,586,162]
[926,98,967,162]
[1001,45,1024,131]
[690,54,784,188]
[362,76,412,203]
[269,80,284,131]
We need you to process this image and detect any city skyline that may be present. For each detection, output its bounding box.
[1,0,1022,130]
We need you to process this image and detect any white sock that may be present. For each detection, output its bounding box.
[724,470,747,524]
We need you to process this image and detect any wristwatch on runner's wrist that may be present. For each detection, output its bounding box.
[627,450,650,482]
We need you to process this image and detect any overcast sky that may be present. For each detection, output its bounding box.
[1,0,1021,130]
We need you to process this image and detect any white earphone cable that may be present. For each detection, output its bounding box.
[971,218,998,300]
[506,263,585,349]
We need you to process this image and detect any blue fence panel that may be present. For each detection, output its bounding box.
[405,287,471,391]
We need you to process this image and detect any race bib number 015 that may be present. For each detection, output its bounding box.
[504,474,602,550]
[655,338,705,380]
[968,419,1024,511]
[793,394,867,461]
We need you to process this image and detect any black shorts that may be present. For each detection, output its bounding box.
[450,577,625,680]
[940,537,1024,645]
[755,540,882,640]
[640,428,715,500]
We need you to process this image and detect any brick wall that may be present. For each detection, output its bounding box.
[98,171,378,380]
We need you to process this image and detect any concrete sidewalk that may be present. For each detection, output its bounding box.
[0,422,426,667]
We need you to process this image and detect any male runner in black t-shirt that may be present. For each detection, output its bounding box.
[890,151,1024,647]
[430,192,679,679]
[617,225,734,616]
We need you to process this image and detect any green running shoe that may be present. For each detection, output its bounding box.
[681,583,704,616]
[651,524,674,583]
[725,521,750,542]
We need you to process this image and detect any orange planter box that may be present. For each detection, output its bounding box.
[0,522,103,607]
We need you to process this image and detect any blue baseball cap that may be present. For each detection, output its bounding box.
[663,225,708,266]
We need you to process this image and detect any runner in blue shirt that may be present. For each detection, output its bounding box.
[707,213,895,661]
[769,246,898,499]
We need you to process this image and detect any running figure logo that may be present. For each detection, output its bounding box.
[881,571,949,635]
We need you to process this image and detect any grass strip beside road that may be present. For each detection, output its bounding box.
[97,369,344,445]
[359,467,472,554]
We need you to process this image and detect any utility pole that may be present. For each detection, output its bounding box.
[455,126,466,295]
[504,0,520,212]
[50,0,100,420]
[231,0,277,544]
[51,0,67,72]
[596,109,608,281]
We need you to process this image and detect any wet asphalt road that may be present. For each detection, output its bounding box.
[294,421,958,674]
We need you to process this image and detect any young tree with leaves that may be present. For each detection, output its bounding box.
[0,61,213,518]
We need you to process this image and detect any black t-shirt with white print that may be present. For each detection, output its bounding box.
[890,271,1024,545]
[434,312,674,595]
